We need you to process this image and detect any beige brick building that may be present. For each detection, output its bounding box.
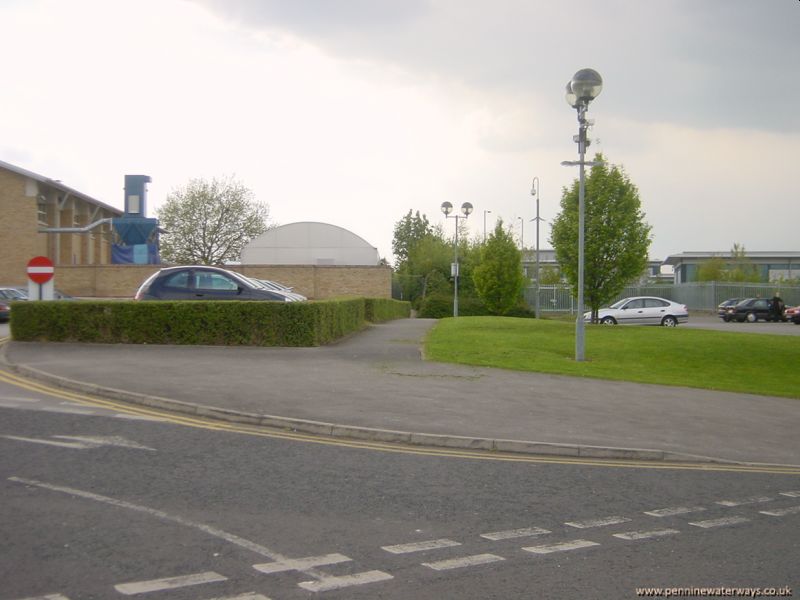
[1,160,391,298]
[0,159,122,287]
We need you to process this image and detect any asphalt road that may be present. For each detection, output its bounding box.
[1,382,798,600]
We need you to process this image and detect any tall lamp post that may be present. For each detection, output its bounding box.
[530,177,543,320]
[441,201,474,317]
[563,68,603,362]
[517,216,524,251]
[483,210,492,243]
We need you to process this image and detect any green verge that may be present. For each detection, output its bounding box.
[424,316,800,399]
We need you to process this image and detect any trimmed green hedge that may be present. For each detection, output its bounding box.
[9,298,411,347]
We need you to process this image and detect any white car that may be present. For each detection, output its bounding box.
[584,296,688,327]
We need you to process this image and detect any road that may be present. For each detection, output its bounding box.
[1,373,798,599]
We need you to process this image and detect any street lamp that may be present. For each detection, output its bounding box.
[563,68,602,362]
[517,216,524,251]
[530,177,544,320]
[441,201,474,317]
[483,210,492,243]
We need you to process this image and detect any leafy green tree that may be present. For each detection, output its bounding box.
[406,234,452,301]
[550,154,652,322]
[697,256,727,282]
[539,266,563,285]
[392,210,433,267]
[472,220,526,315]
[157,176,270,265]
[727,243,761,282]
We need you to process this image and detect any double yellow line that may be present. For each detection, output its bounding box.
[0,366,799,475]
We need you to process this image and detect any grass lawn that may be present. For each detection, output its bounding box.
[424,316,800,399]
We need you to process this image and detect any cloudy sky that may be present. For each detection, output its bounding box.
[1,0,797,265]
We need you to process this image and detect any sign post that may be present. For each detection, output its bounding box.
[26,256,55,301]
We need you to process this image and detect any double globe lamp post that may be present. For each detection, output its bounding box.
[563,68,603,362]
[441,201,473,317]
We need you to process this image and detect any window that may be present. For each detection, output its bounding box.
[644,298,668,308]
[194,272,239,291]
[164,271,190,289]
[624,299,645,309]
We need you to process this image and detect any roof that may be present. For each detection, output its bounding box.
[663,251,800,266]
[0,158,122,216]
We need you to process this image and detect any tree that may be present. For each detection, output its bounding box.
[697,256,726,282]
[472,220,526,315]
[697,244,762,282]
[550,154,652,322]
[157,176,270,265]
[392,210,433,267]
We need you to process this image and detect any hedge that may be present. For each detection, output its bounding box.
[9,298,411,347]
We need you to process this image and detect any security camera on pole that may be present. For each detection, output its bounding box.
[27,255,55,301]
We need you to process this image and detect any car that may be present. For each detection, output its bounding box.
[717,298,744,322]
[584,296,689,327]
[782,304,800,324]
[723,297,786,323]
[8,286,74,300]
[252,278,307,302]
[0,287,28,301]
[134,266,297,302]
[0,300,9,322]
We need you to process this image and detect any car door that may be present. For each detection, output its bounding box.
[190,269,250,300]
[617,298,645,324]
[643,298,670,324]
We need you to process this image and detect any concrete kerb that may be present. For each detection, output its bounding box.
[1,344,794,468]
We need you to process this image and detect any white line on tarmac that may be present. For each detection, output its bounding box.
[422,553,505,571]
[297,570,394,592]
[759,505,800,517]
[644,506,706,517]
[254,553,351,574]
[114,571,227,595]
[689,516,750,529]
[381,539,461,554]
[780,491,800,498]
[715,496,773,507]
[1,436,91,449]
[7,477,330,582]
[14,594,71,600]
[205,594,272,600]
[613,529,681,541]
[480,527,550,541]
[565,516,631,529]
[522,540,600,554]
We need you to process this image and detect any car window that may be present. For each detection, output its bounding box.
[163,271,191,289]
[644,299,668,308]
[754,299,769,309]
[624,299,644,309]
[194,272,240,291]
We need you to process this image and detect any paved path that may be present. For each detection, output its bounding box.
[2,319,799,465]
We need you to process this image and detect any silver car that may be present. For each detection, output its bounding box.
[584,296,689,327]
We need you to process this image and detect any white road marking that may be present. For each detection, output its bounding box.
[522,540,600,554]
[1,436,91,449]
[14,594,71,600]
[422,553,505,571]
[689,516,750,529]
[381,538,461,554]
[480,527,550,541]
[298,570,394,592]
[0,396,39,403]
[7,477,331,582]
[114,571,227,595]
[1,435,155,451]
[715,496,772,507]
[759,505,800,517]
[644,506,706,517]
[205,594,271,600]
[780,491,800,498]
[253,553,351,573]
[565,516,631,529]
[613,528,681,541]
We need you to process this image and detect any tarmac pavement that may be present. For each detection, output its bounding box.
[2,318,799,466]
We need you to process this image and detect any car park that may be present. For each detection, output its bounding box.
[723,297,786,323]
[717,298,744,321]
[134,265,297,302]
[584,296,689,327]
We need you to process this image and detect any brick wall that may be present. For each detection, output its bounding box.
[53,264,392,299]
[0,169,48,285]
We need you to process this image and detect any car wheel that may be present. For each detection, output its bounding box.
[746,312,758,323]
[661,316,678,327]
[600,316,616,325]
[722,316,731,322]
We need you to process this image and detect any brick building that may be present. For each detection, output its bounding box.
[0,159,121,285]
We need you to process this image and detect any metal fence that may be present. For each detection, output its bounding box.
[525,282,800,313]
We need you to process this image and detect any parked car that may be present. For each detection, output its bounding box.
[584,296,689,327]
[8,286,74,300]
[717,298,744,322]
[0,287,28,301]
[134,266,296,302]
[723,297,786,323]
[783,304,800,324]
[251,278,307,302]
[0,300,9,322]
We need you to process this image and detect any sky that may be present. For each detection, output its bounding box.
[1,0,798,266]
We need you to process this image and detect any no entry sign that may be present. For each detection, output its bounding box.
[27,256,55,284]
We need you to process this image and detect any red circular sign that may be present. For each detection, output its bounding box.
[27,256,55,284]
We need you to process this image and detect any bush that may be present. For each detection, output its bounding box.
[417,293,490,318]
[10,297,411,347]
